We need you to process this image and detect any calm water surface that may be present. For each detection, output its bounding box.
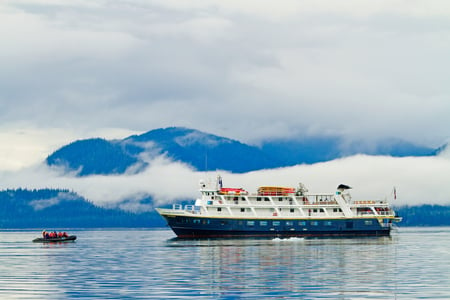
[0,227,449,299]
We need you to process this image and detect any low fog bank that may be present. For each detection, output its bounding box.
[1,150,449,211]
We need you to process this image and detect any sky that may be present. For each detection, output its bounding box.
[1,0,450,207]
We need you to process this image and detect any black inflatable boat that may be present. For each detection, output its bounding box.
[33,235,77,243]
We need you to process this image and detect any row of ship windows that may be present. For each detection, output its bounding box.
[176,218,374,227]
[207,197,286,201]
[230,220,373,226]
[206,196,331,202]
[204,193,334,203]
[214,208,343,213]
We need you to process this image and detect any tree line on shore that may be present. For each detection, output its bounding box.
[0,188,448,228]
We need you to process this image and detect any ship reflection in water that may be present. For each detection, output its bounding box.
[167,236,397,299]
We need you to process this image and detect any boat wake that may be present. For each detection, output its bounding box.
[271,237,305,242]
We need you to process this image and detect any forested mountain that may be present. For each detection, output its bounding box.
[0,187,449,228]
[261,137,438,165]
[0,189,164,228]
[46,138,142,176]
[394,205,450,226]
[46,126,440,177]
[46,127,279,176]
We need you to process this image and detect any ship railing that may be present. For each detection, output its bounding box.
[376,210,392,216]
[357,211,374,216]
[303,201,338,206]
[213,200,341,207]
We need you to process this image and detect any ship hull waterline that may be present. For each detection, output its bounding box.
[161,215,392,239]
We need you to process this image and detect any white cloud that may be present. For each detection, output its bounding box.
[1,153,449,212]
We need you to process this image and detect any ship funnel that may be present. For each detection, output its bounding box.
[337,184,351,191]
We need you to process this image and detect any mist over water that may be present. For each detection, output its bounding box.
[1,227,450,299]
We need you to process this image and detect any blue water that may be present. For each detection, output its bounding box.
[0,227,449,299]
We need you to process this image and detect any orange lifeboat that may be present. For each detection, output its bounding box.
[219,188,248,195]
[257,186,296,196]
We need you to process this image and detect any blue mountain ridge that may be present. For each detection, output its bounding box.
[46,126,439,176]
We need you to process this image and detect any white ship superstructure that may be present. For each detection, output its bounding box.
[157,176,401,238]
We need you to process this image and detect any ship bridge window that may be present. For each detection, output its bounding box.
[265,197,270,201]
[217,207,222,212]
[290,208,295,213]
[257,197,262,201]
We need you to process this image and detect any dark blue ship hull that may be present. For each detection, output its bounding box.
[163,215,392,238]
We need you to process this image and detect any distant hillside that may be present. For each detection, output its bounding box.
[0,189,164,228]
[395,205,450,226]
[46,127,279,176]
[46,138,142,176]
[124,127,279,172]
[261,136,437,165]
[0,188,449,228]
[46,126,440,176]
[260,136,342,165]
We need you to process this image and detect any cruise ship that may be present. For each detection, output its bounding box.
[156,176,401,238]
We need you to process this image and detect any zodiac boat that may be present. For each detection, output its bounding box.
[33,235,77,243]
